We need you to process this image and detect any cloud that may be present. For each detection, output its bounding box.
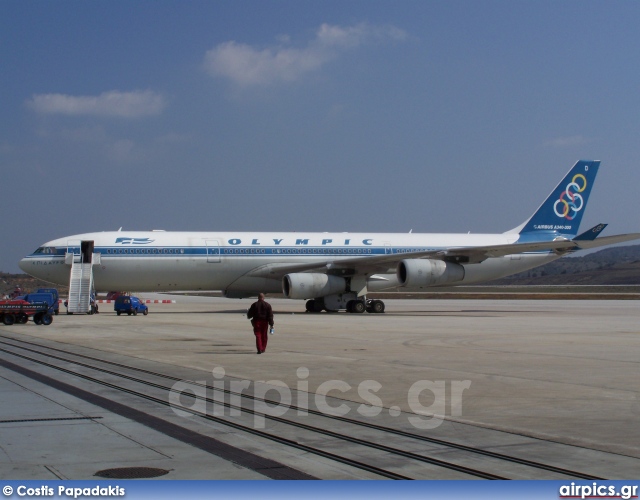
[315,22,408,49]
[203,22,408,87]
[546,135,589,147]
[26,90,166,118]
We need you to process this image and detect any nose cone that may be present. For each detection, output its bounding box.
[18,257,30,274]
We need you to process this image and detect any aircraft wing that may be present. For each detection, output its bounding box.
[245,232,640,279]
[441,232,640,263]
[564,232,640,249]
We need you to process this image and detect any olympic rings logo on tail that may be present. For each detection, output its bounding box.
[554,173,587,220]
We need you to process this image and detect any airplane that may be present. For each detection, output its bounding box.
[19,160,640,314]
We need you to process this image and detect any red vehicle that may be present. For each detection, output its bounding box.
[0,300,53,326]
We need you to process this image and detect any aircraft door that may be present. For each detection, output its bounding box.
[81,241,94,263]
[206,240,221,263]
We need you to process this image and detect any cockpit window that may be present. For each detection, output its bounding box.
[33,247,57,255]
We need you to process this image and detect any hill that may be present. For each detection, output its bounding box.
[0,272,69,298]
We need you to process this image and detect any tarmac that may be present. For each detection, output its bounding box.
[0,295,638,479]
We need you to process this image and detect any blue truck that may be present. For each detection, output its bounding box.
[114,296,148,316]
[36,288,60,315]
[22,291,59,316]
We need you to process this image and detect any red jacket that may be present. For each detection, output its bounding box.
[247,299,274,327]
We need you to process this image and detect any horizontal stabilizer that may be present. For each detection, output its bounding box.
[573,223,608,241]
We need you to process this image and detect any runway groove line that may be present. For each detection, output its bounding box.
[0,356,316,480]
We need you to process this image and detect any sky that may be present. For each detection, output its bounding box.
[2,1,640,273]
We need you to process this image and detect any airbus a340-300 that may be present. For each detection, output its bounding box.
[20,160,640,313]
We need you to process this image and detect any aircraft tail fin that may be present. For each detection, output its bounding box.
[507,160,600,237]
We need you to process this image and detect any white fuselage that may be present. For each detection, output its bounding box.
[19,230,558,294]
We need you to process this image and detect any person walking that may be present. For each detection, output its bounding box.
[247,293,274,354]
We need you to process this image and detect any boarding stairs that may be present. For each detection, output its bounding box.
[65,242,100,314]
[67,261,93,313]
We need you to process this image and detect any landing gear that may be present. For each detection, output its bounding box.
[305,299,325,313]
[346,300,366,313]
[366,299,385,314]
[304,294,386,314]
[346,299,385,313]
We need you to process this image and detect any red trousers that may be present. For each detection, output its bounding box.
[253,319,269,353]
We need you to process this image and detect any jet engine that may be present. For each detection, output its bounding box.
[396,259,465,287]
[282,273,347,300]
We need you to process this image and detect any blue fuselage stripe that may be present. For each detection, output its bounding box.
[27,245,448,258]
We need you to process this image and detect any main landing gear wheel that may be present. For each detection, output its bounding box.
[366,299,385,314]
[305,299,324,313]
[347,300,366,314]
